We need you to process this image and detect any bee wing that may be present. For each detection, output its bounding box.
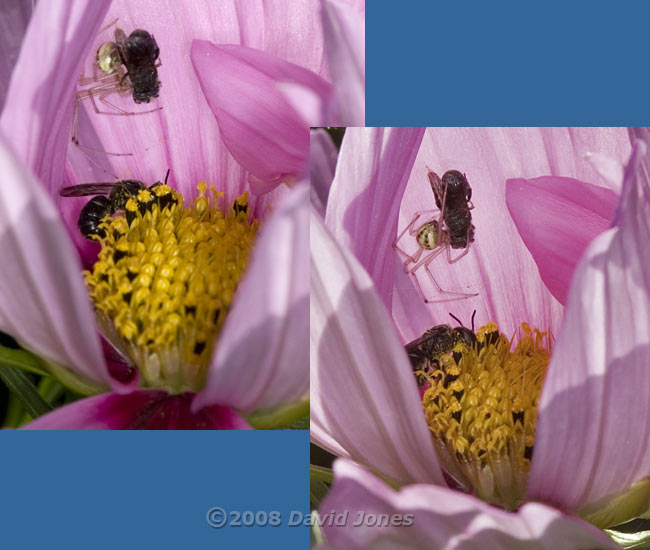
[426,168,445,210]
[405,330,438,354]
[59,183,117,197]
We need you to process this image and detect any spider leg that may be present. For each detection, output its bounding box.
[423,247,478,303]
[98,17,119,34]
[73,82,125,141]
[408,246,444,303]
[407,210,439,235]
[78,69,118,87]
[393,210,438,266]
[72,85,134,159]
[98,92,163,117]
[411,243,445,272]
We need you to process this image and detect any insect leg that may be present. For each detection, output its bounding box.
[447,245,470,264]
[447,226,472,264]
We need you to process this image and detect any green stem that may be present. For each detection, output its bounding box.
[41,378,66,404]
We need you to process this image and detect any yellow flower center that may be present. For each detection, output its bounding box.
[84,181,258,393]
[421,322,550,510]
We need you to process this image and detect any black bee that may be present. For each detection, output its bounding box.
[60,170,171,240]
[113,28,161,104]
[406,315,476,387]
[427,169,475,249]
[405,312,499,387]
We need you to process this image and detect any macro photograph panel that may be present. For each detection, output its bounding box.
[310,127,650,549]
[0,0,364,431]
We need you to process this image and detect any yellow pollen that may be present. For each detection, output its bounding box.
[84,182,259,393]
[421,322,551,510]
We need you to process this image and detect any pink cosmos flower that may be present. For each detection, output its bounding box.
[0,0,325,429]
[311,127,650,533]
[316,460,618,549]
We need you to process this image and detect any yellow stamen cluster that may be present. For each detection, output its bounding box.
[84,181,258,393]
[421,322,550,509]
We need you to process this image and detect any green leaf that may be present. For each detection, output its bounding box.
[310,479,330,509]
[278,415,309,430]
[245,397,309,429]
[19,376,67,426]
[310,464,334,484]
[3,392,26,428]
[0,346,47,376]
[0,366,52,420]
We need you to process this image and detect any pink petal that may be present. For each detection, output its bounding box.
[585,151,625,193]
[527,138,650,516]
[191,40,330,193]
[0,0,110,190]
[321,0,365,125]
[23,391,251,429]
[193,184,309,413]
[506,176,618,305]
[325,127,426,311]
[394,128,630,342]
[321,460,617,550]
[0,135,123,391]
[277,82,323,127]
[310,128,339,213]
[232,0,330,75]
[311,212,444,486]
[0,0,32,111]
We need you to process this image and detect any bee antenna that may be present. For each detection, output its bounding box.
[164,169,170,185]
[470,309,477,332]
[449,312,463,327]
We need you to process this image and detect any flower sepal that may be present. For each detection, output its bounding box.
[578,478,650,529]
[244,395,309,429]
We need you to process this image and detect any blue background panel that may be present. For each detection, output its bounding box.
[367,0,650,125]
[0,432,308,548]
